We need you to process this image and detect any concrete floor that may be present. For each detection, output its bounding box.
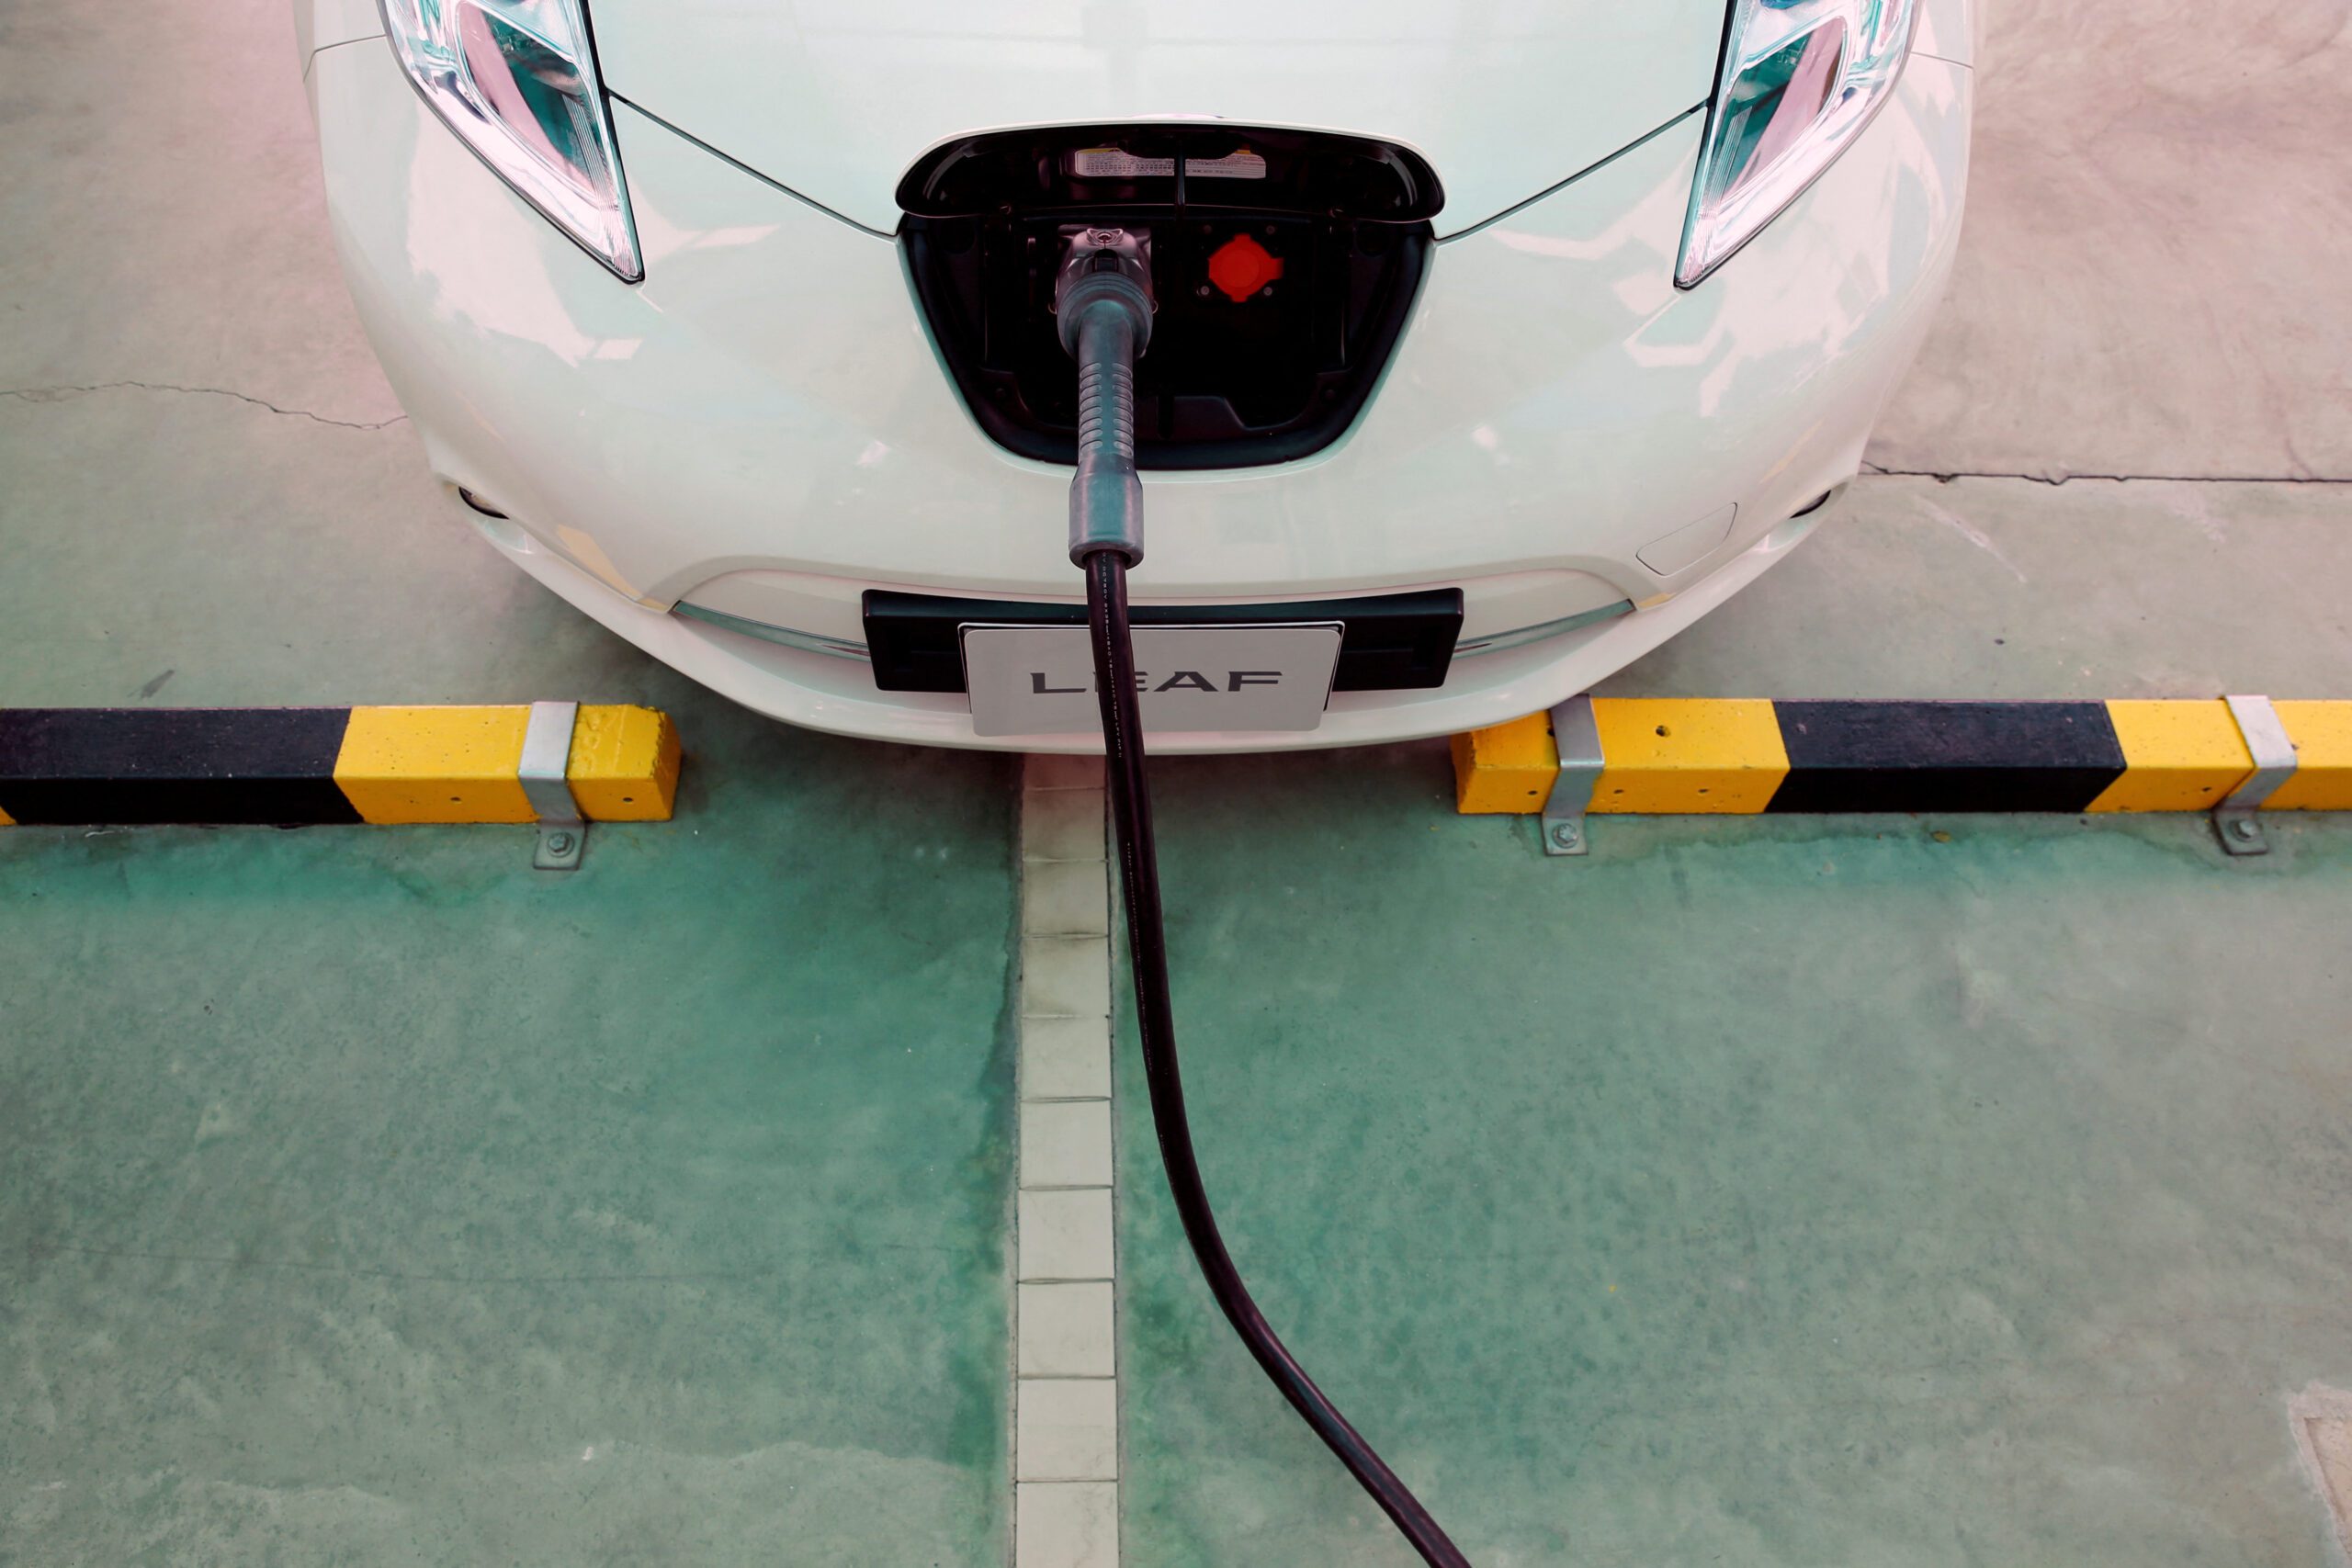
[1867,0,2352,483]
[5,2,2352,1565]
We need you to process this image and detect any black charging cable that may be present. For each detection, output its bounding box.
[1057,229,1471,1568]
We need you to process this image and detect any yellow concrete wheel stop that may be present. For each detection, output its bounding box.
[334,705,537,824]
[1589,698,1788,814]
[2088,700,2256,812]
[566,705,682,820]
[2267,702,2352,810]
[1451,711,1558,814]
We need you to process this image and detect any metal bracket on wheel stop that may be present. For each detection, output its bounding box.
[520,699,587,871]
[2213,694,2296,857]
[1541,694,1604,858]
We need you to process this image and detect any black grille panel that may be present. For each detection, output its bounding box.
[897,125,1438,470]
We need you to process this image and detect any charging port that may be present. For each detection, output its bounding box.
[898,124,1440,470]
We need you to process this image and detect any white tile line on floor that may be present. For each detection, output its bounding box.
[1014,753,1121,1568]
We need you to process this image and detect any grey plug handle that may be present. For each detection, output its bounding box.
[1066,298,1147,565]
[1056,233,1154,566]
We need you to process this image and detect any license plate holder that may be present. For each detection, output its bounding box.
[960,622,1342,736]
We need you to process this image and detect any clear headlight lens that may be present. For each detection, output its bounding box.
[380,0,641,281]
[1676,0,1920,288]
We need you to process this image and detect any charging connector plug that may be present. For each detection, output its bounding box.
[1053,227,1155,566]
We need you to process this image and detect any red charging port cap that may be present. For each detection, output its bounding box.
[1206,234,1284,302]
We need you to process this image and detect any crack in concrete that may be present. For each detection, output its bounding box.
[0,380,408,431]
[1863,461,2352,488]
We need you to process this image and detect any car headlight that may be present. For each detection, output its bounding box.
[379,0,641,281]
[1676,0,1920,288]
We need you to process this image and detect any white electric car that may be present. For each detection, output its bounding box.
[297,0,1973,751]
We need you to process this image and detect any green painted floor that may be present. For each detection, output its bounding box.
[1115,761,2352,1566]
[1,720,1019,1565]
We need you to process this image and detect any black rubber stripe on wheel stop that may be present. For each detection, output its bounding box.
[0,708,361,825]
[1768,701,2125,814]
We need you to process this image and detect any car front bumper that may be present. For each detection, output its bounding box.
[306,29,1972,752]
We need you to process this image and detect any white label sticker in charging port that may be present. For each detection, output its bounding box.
[1068,147,1268,180]
[961,622,1340,736]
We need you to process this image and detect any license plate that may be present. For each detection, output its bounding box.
[960,622,1342,737]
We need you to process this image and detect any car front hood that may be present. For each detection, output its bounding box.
[587,0,1724,238]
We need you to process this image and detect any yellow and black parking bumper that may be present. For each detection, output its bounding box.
[0,704,679,827]
[1454,696,2351,852]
